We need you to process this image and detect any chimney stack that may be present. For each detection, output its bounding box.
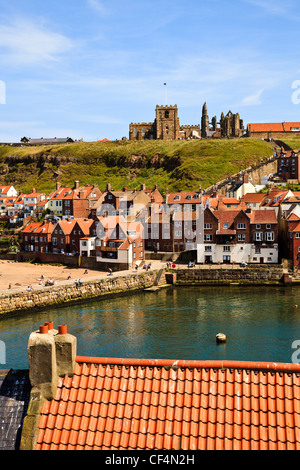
[27,321,76,400]
[140,183,146,191]
[56,182,61,190]
[21,322,76,450]
[74,180,79,189]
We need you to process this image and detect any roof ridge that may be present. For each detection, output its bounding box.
[75,356,300,372]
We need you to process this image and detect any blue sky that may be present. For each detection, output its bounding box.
[0,0,300,142]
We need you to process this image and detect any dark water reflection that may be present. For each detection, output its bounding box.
[1,286,300,369]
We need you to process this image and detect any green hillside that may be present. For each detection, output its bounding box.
[0,138,276,195]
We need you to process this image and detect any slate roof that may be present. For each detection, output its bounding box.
[0,369,31,450]
[35,357,300,451]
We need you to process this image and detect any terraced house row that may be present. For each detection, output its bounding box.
[12,178,300,269]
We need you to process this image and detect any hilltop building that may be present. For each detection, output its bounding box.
[129,105,201,141]
[201,102,245,138]
[247,122,300,139]
[129,103,245,141]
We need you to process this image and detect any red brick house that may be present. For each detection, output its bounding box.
[287,213,300,267]
[51,219,77,254]
[276,150,300,182]
[95,215,144,268]
[21,221,55,253]
[145,211,198,252]
[61,182,102,218]
[69,219,96,254]
[198,207,279,264]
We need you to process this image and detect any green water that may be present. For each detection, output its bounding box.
[1,286,300,369]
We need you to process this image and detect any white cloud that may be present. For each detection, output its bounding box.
[0,17,74,65]
[87,0,109,15]
[243,0,300,20]
[242,89,264,106]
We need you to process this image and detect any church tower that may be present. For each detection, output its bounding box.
[201,102,209,138]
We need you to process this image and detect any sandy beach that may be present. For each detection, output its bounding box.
[0,260,107,290]
[0,259,166,295]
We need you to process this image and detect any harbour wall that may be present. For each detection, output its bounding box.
[172,265,286,286]
[0,265,289,317]
[0,270,166,317]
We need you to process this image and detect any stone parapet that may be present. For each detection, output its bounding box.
[0,270,167,316]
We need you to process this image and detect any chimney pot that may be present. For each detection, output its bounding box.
[39,324,48,334]
[45,321,53,330]
[58,324,67,335]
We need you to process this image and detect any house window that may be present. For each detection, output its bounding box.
[254,232,263,241]
[205,246,212,252]
[296,233,300,239]
[223,246,230,251]
[223,255,231,262]
[265,232,274,241]
[237,223,246,229]
[266,224,271,229]
[238,234,245,241]
[256,224,261,229]
[223,223,229,229]
[204,234,212,241]
[204,223,212,229]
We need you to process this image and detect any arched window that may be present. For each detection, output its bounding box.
[134,127,137,137]
[142,127,145,137]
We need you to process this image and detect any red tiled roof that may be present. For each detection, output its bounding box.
[35,356,300,451]
[249,209,277,224]
[248,122,300,133]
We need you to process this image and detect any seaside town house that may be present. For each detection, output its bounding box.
[197,207,279,264]
[47,184,73,216]
[61,181,102,219]
[165,189,203,213]
[0,185,18,197]
[276,150,300,183]
[21,221,55,253]
[225,173,256,199]
[145,210,199,252]
[95,215,144,269]
[22,189,45,218]
[51,219,77,254]
[93,183,151,222]
[286,213,300,268]
[68,219,96,255]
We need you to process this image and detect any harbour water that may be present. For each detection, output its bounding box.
[1,285,300,370]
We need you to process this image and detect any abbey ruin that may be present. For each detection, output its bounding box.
[129,103,245,141]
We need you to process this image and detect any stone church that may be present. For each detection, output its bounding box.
[129,103,245,141]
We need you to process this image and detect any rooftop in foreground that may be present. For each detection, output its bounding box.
[5,322,299,451]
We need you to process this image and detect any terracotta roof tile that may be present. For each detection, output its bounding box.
[35,357,300,450]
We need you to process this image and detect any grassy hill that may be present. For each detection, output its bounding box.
[0,138,277,195]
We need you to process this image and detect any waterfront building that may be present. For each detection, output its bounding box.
[197,207,278,265]
[95,215,144,269]
[21,221,55,253]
